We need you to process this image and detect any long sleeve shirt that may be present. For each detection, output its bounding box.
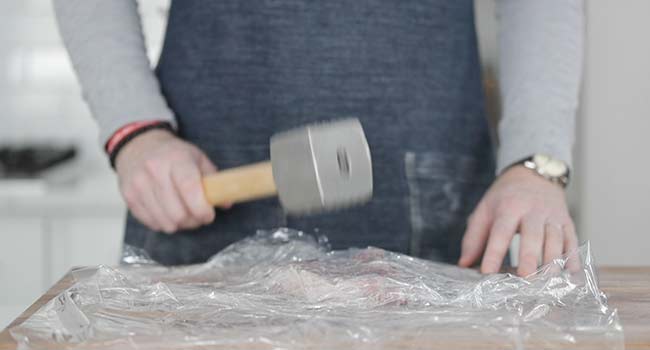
[52,0,583,174]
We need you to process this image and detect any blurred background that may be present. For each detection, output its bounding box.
[0,0,648,328]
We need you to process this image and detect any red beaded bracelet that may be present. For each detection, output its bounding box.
[106,120,174,168]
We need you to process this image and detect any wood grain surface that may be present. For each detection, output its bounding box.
[1,267,648,349]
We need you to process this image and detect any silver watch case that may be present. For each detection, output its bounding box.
[522,154,570,188]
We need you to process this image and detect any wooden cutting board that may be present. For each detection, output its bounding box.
[1,267,648,349]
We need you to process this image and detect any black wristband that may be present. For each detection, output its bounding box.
[109,122,175,169]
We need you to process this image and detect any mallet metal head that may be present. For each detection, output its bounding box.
[270,118,373,215]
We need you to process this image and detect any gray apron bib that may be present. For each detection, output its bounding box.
[124,0,495,265]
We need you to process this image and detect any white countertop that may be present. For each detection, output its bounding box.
[0,164,125,217]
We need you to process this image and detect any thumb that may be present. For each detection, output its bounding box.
[459,203,492,267]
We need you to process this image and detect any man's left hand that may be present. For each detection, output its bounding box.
[458,165,578,276]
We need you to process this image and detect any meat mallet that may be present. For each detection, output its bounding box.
[202,118,373,215]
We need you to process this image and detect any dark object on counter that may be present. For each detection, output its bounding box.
[0,145,77,178]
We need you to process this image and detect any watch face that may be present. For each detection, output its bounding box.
[533,154,567,177]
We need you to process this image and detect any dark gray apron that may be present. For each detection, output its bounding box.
[124,0,495,265]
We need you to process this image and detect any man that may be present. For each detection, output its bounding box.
[54,0,583,276]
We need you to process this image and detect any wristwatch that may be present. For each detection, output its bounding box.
[518,154,570,188]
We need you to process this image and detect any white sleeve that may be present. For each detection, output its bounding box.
[495,0,584,173]
[53,0,177,146]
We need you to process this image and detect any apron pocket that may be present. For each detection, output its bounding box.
[404,151,493,262]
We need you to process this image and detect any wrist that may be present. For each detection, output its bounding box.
[114,129,176,170]
[502,154,570,188]
[499,165,564,190]
[106,120,175,168]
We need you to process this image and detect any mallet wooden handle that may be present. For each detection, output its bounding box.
[202,161,277,206]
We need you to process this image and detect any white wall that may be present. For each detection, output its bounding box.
[577,0,650,265]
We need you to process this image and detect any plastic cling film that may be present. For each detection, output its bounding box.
[9,228,623,349]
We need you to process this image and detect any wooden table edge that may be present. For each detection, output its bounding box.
[1,266,648,349]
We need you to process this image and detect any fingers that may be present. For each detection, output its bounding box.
[171,159,216,225]
[136,175,177,233]
[146,159,198,232]
[123,178,164,233]
[563,221,581,272]
[481,214,520,274]
[145,153,223,231]
[563,221,579,254]
[517,215,545,276]
[122,153,219,234]
[128,199,160,232]
[543,222,564,266]
[459,203,492,267]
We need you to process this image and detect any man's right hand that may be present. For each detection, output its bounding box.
[115,129,226,233]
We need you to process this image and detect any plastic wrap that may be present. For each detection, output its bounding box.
[10,228,623,349]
